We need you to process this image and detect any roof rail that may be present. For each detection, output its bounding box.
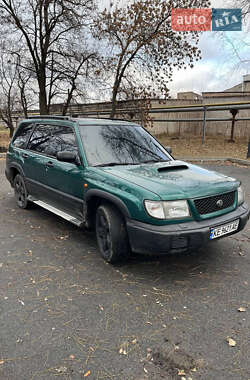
[27,115,72,121]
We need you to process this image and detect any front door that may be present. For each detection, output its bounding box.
[26,122,84,219]
[42,124,84,219]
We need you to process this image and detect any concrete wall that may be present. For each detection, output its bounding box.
[149,96,250,139]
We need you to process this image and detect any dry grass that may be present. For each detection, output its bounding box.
[0,130,10,150]
[157,134,249,160]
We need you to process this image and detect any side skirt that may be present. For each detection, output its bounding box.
[27,196,84,227]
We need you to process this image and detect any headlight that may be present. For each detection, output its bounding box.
[237,186,244,205]
[163,200,190,218]
[144,200,165,219]
[145,200,190,219]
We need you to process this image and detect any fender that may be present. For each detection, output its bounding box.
[7,163,25,185]
[85,189,131,219]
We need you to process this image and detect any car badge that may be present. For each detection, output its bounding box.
[216,199,224,208]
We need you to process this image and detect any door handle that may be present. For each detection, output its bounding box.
[45,161,54,167]
[22,153,29,158]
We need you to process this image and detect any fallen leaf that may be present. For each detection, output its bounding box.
[131,339,137,344]
[227,337,236,347]
[0,360,4,365]
[178,369,186,375]
[84,370,91,377]
[238,307,246,312]
[55,366,67,373]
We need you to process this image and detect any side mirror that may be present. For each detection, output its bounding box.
[165,146,172,154]
[57,151,79,164]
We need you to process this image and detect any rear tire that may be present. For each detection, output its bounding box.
[95,203,130,264]
[13,174,30,209]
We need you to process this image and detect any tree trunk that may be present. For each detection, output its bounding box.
[110,83,119,119]
[38,73,48,115]
[62,84,76,116]
[39,90,48,115]
[9,123,14,138]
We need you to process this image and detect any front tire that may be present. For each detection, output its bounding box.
[13,174,29,209]
[95,203,130,264]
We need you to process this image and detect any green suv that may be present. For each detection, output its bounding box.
[5,116,250,263]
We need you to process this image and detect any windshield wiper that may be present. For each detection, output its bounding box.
[94,162,139,167]
[141,159,169,164]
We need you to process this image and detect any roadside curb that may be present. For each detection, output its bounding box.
[182,157,250,167]
[228,158,250,167]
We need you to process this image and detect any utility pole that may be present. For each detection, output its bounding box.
[247,137,250,159]
[229,109,239,142]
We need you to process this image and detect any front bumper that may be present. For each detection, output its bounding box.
[126,202,250,255]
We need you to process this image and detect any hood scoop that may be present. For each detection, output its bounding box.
[157,164,188,172]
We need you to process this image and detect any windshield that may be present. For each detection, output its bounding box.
[78,124,171,166]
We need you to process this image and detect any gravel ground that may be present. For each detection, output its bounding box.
[0,159,249,380]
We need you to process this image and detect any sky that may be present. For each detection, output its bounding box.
[168,0,250,96]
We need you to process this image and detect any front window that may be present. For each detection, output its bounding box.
[79,124,171,166]
[27,124,78,157]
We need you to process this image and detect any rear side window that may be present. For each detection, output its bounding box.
[12,123,34,149]
[27,124,78,157]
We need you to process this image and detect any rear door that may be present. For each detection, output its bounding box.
[8,122,35,188]
[24,123,54,198]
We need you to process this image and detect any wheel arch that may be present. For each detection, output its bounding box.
[85,189,131,229]
[8,164,25,186]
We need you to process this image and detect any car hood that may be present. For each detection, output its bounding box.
[103,160,239,200]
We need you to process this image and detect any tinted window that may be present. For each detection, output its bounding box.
[27,124,78,157]
[49,126,78,156]
[27,124,52,154]
[79,124,170,166]
[12,123,34,149]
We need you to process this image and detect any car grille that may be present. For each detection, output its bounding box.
[194,191,235,215]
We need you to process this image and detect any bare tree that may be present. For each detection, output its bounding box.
[0,54,19,137]
[0,49,36,136]
[0,0,97,115]
[93,0,210,118]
